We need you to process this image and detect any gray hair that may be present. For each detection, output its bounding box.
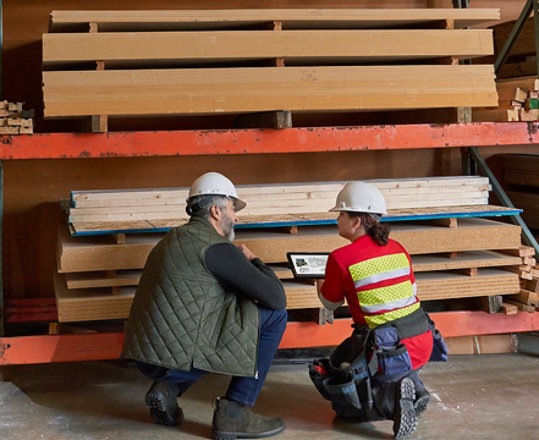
[186,194,228,217]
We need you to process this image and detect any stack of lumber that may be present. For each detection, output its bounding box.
[501,154,539,230]
[42,9,499,130]
[500,246,539,314]
[66,176,502,235]
[53,175,528,323]
[0,101,34,134]
[473,75,539,122]
[54,219,524,322]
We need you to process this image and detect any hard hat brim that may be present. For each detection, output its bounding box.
[233,197,247,212]
[328,205,387,215]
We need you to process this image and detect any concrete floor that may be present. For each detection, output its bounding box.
[1,354,539,440]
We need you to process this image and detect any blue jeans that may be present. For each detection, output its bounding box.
[138,307,287,407]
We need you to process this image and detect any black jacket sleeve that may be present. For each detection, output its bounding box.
[205,242,287,310]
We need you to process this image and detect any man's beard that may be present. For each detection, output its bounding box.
[220,212,235,241]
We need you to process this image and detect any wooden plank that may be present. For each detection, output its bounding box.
[415,269,520,301]
[58,218,522,272]
[411,251,522,272]
[70,204,520,235]
[54,272,135,322]
[65,270,141,289]
[282,281,320,309]
[42,30,494,65]
[68,194,491,223]
[506,289,539,307]
[43,65,498,118]
[499,246,536,258]
[70,176,489,200]
[501,302,519,315]
[504,300,536,313]
[48,9,501,32]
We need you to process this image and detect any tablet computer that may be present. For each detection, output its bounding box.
[286,252,329,279]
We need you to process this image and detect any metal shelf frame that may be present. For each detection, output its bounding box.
[0,121,539,365]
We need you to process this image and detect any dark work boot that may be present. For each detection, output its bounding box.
[393,378,418,439]
[144,381,183,426]
[414,388,430,416]
[212,397,285,440]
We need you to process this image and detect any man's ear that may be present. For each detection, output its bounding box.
[209,205,221,221]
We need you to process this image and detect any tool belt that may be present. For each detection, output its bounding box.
[309,327,373,418]
[309,307,448,417]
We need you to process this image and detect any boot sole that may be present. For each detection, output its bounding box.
[393,378,418,439]
[414,394,430,416]
[145,390,182,426]
[213,424,285,440]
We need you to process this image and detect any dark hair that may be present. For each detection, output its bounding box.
[347,212,390,246]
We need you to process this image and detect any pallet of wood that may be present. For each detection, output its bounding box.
[499,245,539,314]
[0,101,34,134]
[54,213,525,323]
[472,75,539,122]
[42,8,499,131]
[66,176,502,235]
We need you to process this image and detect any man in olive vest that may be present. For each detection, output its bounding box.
[122,172,288,440]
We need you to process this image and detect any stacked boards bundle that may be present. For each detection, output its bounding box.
[473,75,539,122]
[43,9,499,130]
[67,176,499,235]
[54,175,527,324]
[0,101,34,135]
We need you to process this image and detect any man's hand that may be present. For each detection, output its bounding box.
[237,244,257,261]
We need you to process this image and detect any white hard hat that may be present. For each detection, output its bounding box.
[187,172,246,211]
[329,181,387,215]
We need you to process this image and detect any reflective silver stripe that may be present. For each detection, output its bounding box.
[354,266,411,289]
[413,282,417,295]
[360,294,417,314]
[318,289,344,311]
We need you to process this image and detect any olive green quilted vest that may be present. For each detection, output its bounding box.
[121,216,260,376]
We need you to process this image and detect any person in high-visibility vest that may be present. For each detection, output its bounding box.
[314,181,446,439]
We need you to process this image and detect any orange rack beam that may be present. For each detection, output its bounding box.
[2,122,539,160]
[2,311,539,366]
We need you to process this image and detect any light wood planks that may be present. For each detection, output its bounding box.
[43,65,497,118]
[415,269,520,300]
[54,272,135,322]
[43,30,494,66]
[67,176,496,234]
[411,251,522,272]
[57,218,522,272]
[63,250,522,291]
[65,270,141,289]
[48,9,501,32]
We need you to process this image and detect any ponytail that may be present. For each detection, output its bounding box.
[353,212,391,246]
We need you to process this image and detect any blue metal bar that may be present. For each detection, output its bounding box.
[468,147,539,258]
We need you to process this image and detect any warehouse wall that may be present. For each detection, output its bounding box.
[0,0,535,299]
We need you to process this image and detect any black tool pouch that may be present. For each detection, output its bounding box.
[309,327,374,413]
